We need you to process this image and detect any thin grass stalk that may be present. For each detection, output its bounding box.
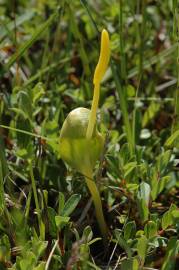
[119,0,127,83]
[29,161,44,239]
[132,0,147,149]
[0,160,5,214]
[138,0,147,79]
[111,61,134,156]
[172,0,179,134]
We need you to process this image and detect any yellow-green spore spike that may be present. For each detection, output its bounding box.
[86,29,110,140]
[93,29,110,85]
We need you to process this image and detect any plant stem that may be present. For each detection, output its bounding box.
[119,0,127,83]
[85,169,108,242]
[0,160,5,214]
[172,1,179,134]
[86,83,100,139]
[29,161,44,239]
[111,61,134,156]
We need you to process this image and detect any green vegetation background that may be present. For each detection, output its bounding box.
[0,0,178,269]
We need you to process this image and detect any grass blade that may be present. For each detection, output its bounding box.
[111,60,134,156]
[4,10,59,71]
[0,138,7,215]
[172,1,179,137]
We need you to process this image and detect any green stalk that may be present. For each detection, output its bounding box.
[0,160,5,215]
[119,0,127,83]
[84,169,108,242]
[117,0,134,156]
[172,0,179,135]
[138,0,147,79]
[132,0,147,149]
[29,161,44,239]
[111,61,134,156]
